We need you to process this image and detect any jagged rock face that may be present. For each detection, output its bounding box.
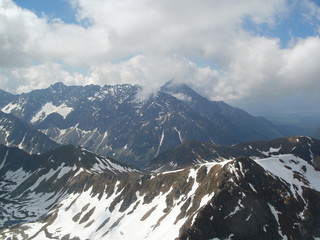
[0,90,14,107]
[0,82,284,167]
[147,136,320,172]
[178,157,307,240]
[161,81,284,142]
[0,111,59,154]
[146,140,226,171]
[1,145,320,240]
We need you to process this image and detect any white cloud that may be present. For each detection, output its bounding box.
[280,36,320,90]
[0,62,86,93]
[211,35,320,101]
[39,22,113,65]
[85,55,220,99]
[2,36,320,104]
[71,0,287,59]
[0,0,112,66]
[0,55,220,98]
[0,0,47,66]
[0,0,289,66]
[0,0,319,112]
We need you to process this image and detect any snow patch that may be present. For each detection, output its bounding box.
[2,103,21,113]
[269,146,281,153]
[256,154,320,201]
[173,127,183,143]
[155,130,165,157]
[31,102,73,124]
[170,93,192,102]
[225,199,243,219]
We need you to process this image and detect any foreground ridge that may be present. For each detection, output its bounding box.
[1,143,320,239]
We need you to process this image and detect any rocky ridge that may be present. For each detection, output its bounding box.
[1,141,320,239]
[147,136,320,172]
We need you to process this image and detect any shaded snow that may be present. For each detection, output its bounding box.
[225,199,243,219]
[174,127,183,143]
[268,203,287,239]
[31,102,73,123]
[269,146,281,153]
[2,103,22,113]
[155,130,165,157]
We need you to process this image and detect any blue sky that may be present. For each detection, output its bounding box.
[242,10,317,48]
[12,0,77,23]
[1,0,320,118]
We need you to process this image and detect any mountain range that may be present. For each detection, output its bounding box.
[0,81,290,167]
[1,82,320,239]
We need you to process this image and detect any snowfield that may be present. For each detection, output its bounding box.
[30,102,74,123]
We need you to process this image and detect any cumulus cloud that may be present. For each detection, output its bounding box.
[4,34,319,104]
[0,56,220,97]
[86,55,220,99]
[39,23,111,65]
[0,62,86,93]
[0,0,46,66]
[71,0,287,59]
[0,0,319,110]
[0,0,287,66]
[280,37,320,90]
[0,0,112,66]
[218,36,320,101]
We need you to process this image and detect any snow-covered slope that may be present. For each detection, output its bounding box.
[1,143,320,239]
[0,145,138,230]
